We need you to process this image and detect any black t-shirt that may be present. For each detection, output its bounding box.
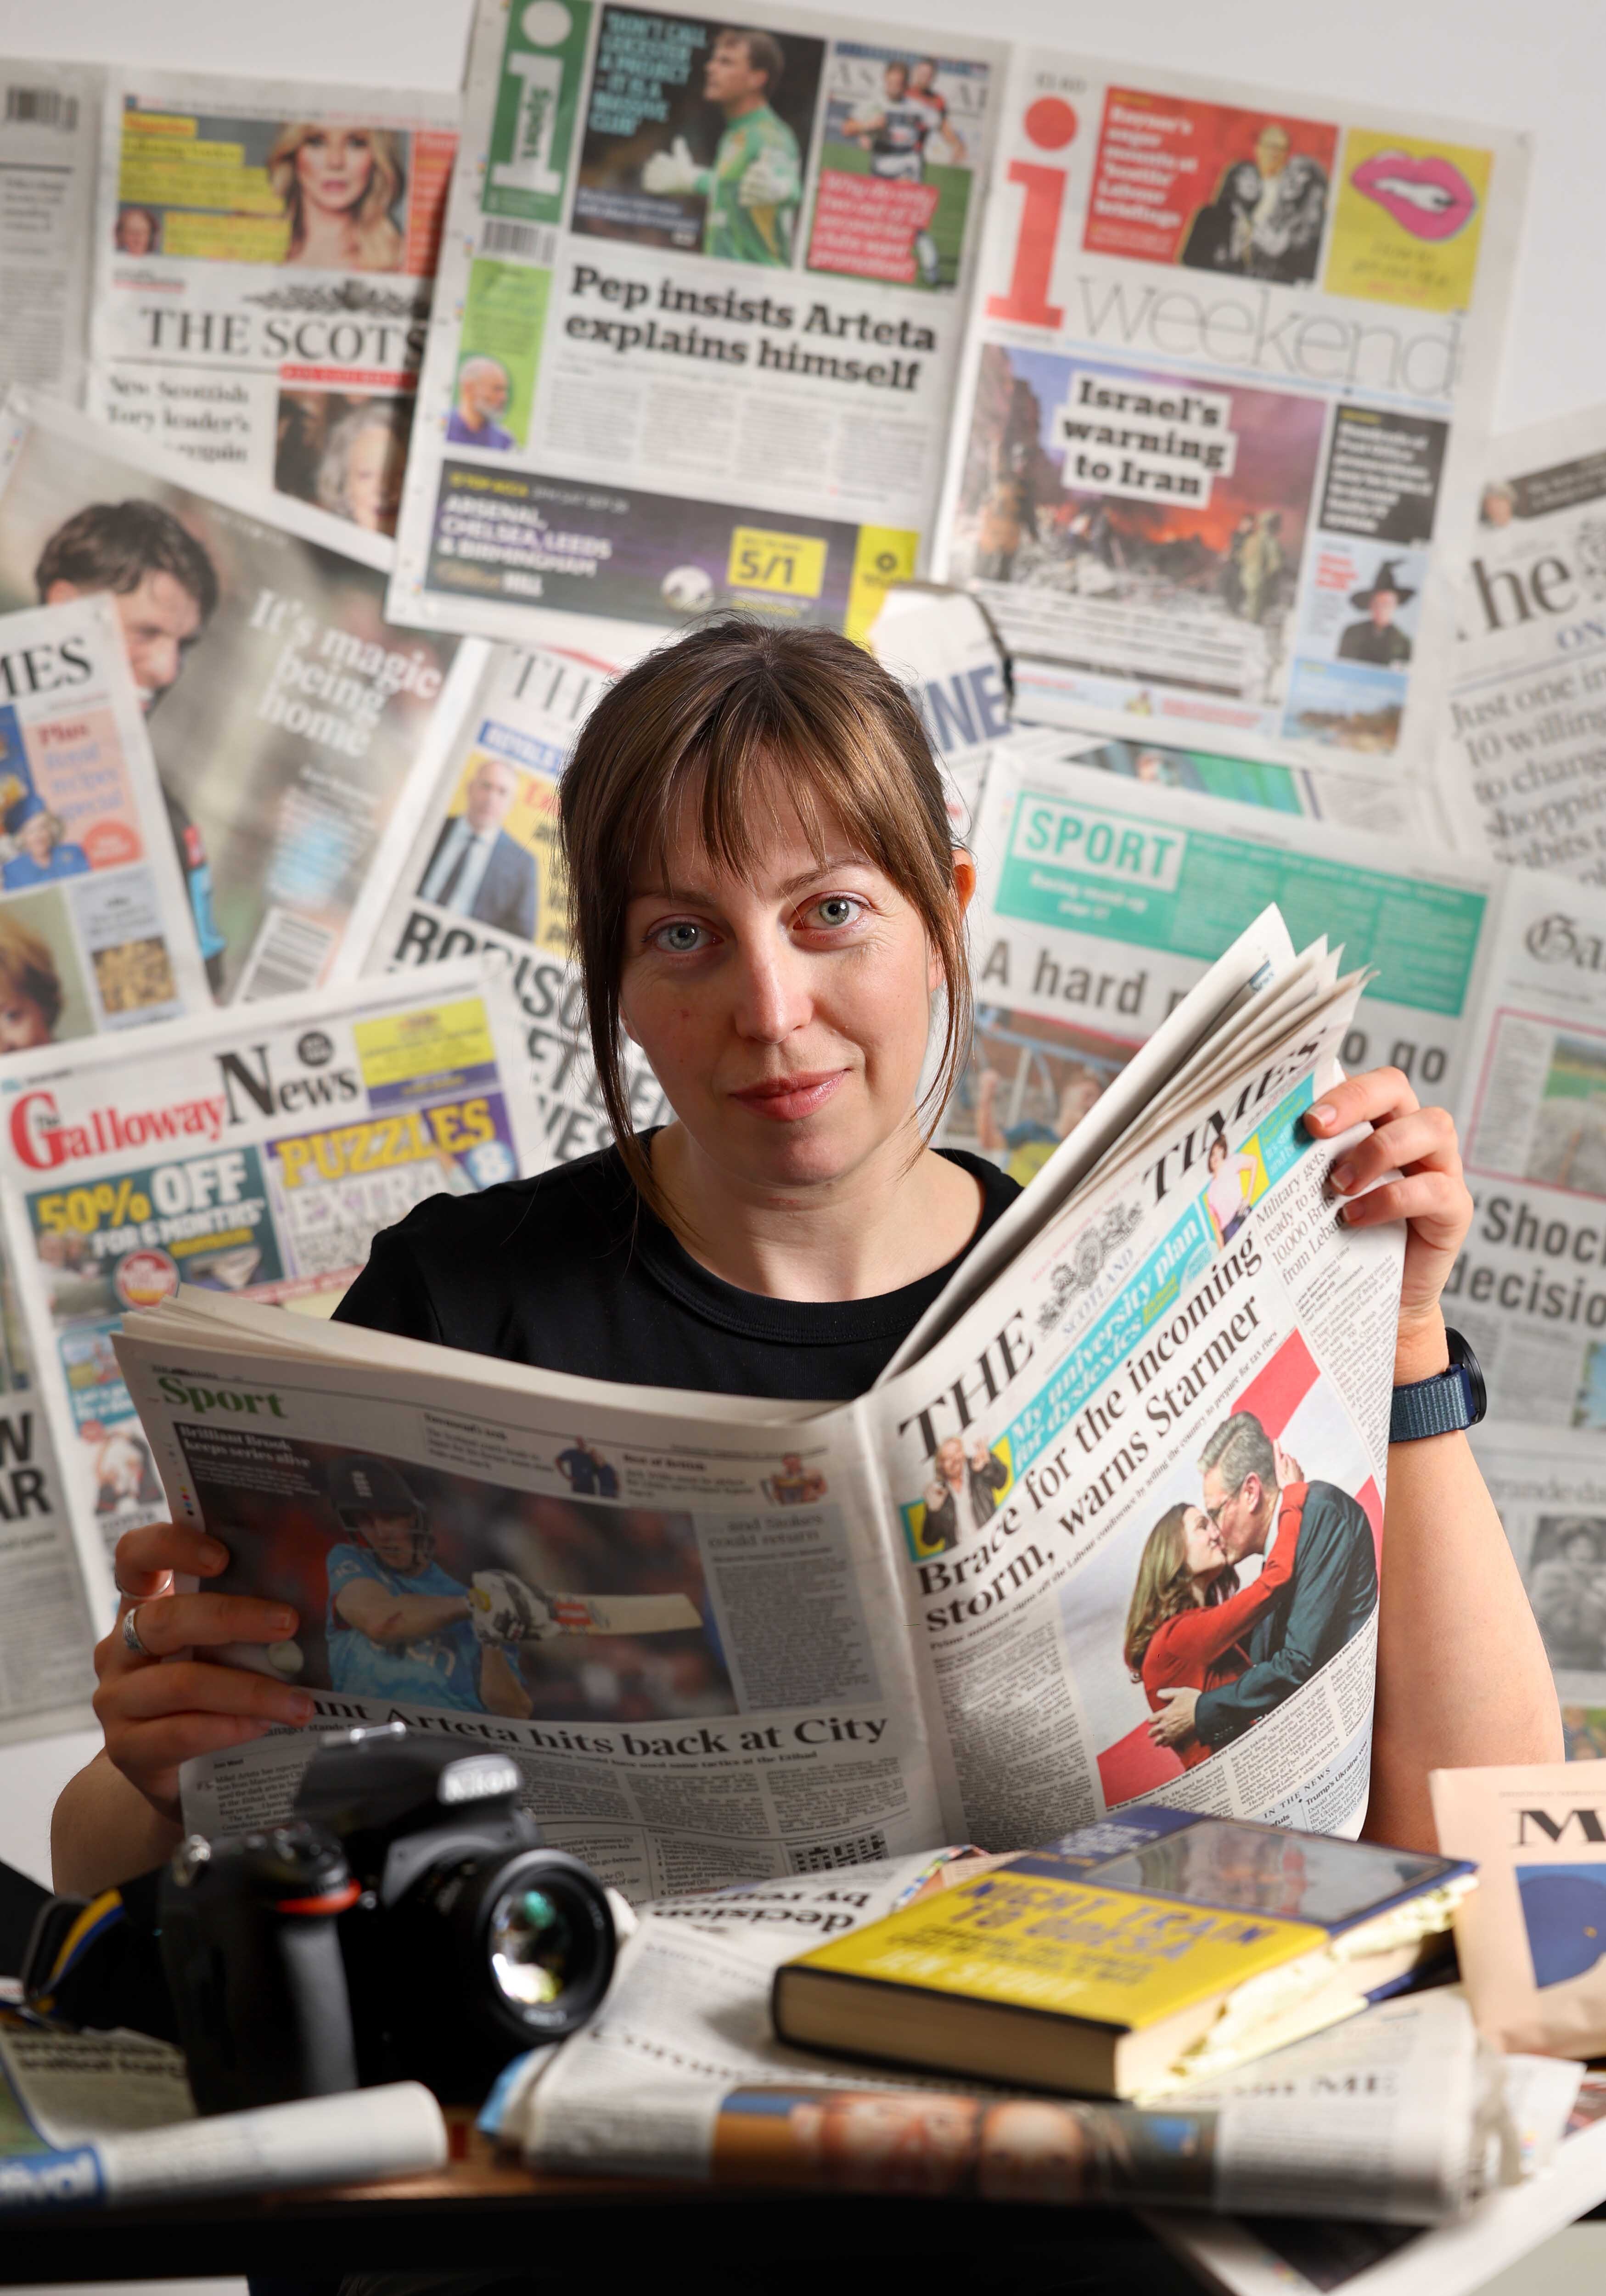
[334,1142,1020,1401]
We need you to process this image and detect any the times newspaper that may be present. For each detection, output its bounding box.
[86,73,459,533]
[0,960,544,1616]
[111,913,1401,1901]
[935,58,1527,782]
[1470,1424,1606,1759]
[1443,400,1606,879]
[0,597,213,1043]
[0,390,484,1003]
[356,636,671,1165]
[511,1859,1505,2224]
[941,732,1496,1187]
[1445,867,1606,1428]
[0,61,102,406]
[388,0,1004,658]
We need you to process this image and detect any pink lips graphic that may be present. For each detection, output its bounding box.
[1351,150,1478,241]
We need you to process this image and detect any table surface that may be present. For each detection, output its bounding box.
[0,2117,1207,2289]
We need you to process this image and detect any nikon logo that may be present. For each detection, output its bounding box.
[157,1374,286,1421]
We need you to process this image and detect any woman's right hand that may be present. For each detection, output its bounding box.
[95,1521,315,1826]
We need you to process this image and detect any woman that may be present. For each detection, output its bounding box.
[1123,1500,1297,1770]
[266,123,404,272]
[314,401,408,534]
[2,795,90,889]
[1203,1130,1257,1244]
[52,618,1561,1891]
[0,915,62,1052]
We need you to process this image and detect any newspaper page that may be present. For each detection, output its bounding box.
[1150,2076,1606,2296]
[388,0,1004,660]
[935,56,1527,782]
[1445,866,1606,1425]
[0,959,543,1615]
[0,388,482,1002]
[0,62,102,405]
[1470,1423,1606,1756]
[1441,402,1606,879]
[87,73,459,534]
[356,636,671,1166]
[865,583,1012,834]
[516,1867,1490,2225]
[874,961,1404,1843]
[0,1399,95,1744]
[0,596,213,1046]
[1074,726,1443,842]
[943,736,1494,1189]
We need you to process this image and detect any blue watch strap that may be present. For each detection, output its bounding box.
[1390,1329,1486,1443]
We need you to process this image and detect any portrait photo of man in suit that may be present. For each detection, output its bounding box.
[416,752,539,940]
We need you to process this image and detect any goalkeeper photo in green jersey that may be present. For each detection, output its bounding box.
[642,27,801,266]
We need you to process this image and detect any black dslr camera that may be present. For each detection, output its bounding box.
[157,1723,616,2112]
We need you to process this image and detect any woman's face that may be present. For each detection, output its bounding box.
[344,422,401,532]
[0,988,53,1051]
[20,815,55,866]
[1208,1137,1227,1171]
[296,129,376,218]
[620,771,968,1199]
[1181,1504,1227,1579]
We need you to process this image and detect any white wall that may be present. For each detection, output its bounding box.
[0,0,1599,1887]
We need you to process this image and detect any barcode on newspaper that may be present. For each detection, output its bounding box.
[236,910,337,1002]
[479,218,557,266]
[5,86,78,129]
[788,1830,890,1874]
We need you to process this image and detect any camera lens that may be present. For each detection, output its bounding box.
[489,1882,579,2009]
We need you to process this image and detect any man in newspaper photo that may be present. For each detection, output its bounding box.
[32,501,227,985]
[416,751,539,938]
[1144,1411,1377,1757]
[641,28,802,267]
[840,56,962,288]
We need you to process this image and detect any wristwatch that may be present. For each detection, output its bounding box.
[1389,1328,1487,1442]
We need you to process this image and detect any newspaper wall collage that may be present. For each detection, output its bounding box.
[0,3,1597,1819]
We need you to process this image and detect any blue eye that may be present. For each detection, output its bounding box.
[811,896,861,929]
[652,921,708,954]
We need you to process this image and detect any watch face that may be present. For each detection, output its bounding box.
[1446,1329,1487,1422]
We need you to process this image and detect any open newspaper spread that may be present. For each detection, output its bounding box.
[1442,402,1606,880]
[0,960,544,1616]
[356,636,670,1165]
[0,389,483,1003]
[0,62,102,406]
[86,73,459,528]
[941,732,1495,1186]
[111,908,1401,1897]
[0,597,213,1042]
[936,58,1527,782]
[497,1858,1544,2227]
[388,0,1004,658]
[1444,867,1606,1426]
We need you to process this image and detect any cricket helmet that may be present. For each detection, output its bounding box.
[326,1454,433,1568]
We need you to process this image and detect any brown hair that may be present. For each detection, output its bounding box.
[0,917,63,1032]
[1123,1504,1236,1678]
[559,616,971,1224]
[717,27,786,96]
[35,501,219,625]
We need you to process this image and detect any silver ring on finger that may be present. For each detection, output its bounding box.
[121,1604,153,1659]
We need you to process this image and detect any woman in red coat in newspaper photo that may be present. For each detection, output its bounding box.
[56,617,1563,1896]
[1124,1492,1302,1770]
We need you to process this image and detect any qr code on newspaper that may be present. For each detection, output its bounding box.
[789,1831,890,1874]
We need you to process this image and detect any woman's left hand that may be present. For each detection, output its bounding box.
[1304,1068,1471,1383]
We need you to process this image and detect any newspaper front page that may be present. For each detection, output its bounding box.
[943,735,1494,1190]
[0,960,543,1615]
[114,913,1400,1896]
[0,389,482,1003]
[1442,401,1606,878]
[87,74,458,535]
[1470,1423,1606,1753]
[0,596,213,1047]
[1446,867,1606,1426]
[0,1398,95,1744]
[0,61,102,405]
[936,56,1527,781]
[389,0,1003,660]
[357,636,670,1165]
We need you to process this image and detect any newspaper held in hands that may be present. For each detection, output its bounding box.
[0,62,102,406]
[389,0,1005,662]
[0,959,544,1616]
[87,75,458,531]
[937,61,1527,785]
[1441,403,1606,880]
[356,637,670,1166]
[0,388,481,1004]
[116,907,1398,1898]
